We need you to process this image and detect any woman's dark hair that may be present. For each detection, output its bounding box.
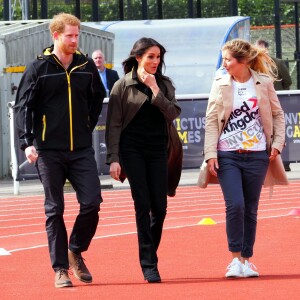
[122,37,167,78]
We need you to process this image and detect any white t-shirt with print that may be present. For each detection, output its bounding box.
[218,77,267,151]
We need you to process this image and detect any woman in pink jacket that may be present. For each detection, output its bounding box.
[204,39,288,278]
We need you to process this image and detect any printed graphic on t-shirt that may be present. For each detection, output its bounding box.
[218,79,266,151]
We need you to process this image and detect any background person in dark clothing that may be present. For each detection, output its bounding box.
[255,39,292,90]
[255,38,292,171]
[92,49,119,96]
[105,37,181,283]
[14,13,106,288]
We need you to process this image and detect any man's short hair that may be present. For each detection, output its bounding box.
[49,13,80,35]
[256,38,269,48]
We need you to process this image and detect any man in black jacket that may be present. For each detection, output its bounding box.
[14,13,106,288]
[92,49,119,96]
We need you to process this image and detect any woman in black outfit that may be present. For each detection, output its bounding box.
[105,37,181,283]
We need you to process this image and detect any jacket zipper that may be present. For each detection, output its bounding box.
[52,56,88,151]
[42,115,46,141]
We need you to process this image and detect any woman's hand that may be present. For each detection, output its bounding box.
[207,158,219,177]
[137,67,159,96]
[269,147,280,162]
[110,162,121,181]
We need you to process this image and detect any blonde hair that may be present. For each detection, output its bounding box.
[49,13,80,35]
[222,39,278,81]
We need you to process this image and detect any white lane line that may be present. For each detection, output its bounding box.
[0,248,11,255]
[1,198,299,228]
[1,190,299,211]
[1,196,299,219]
[2,205,297,239]
[6,213,293,254]
[0,230,46,238]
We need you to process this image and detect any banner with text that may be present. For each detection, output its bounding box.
[14,92,300,180]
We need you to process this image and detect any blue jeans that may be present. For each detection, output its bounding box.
[217,150,269,258]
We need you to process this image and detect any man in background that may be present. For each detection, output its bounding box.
[92,49,119,96]
[255,38,292,171]
[256,39,292,90]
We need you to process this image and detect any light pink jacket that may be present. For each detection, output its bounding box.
[204,69,288,187]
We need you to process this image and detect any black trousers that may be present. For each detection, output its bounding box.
[36,147,102,271]
[120,147,168,271]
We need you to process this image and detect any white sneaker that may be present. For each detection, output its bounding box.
[243,260,259,277]
[225,258,243,278]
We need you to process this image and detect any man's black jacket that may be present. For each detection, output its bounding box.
[14,46,106,151]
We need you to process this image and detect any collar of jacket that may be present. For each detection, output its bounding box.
[36,45,87,63]
[123,67,139,87]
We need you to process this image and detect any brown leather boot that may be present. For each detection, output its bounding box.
[54,268,73,288]
[68,250,92,283]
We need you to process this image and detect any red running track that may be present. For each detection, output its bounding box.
[1,181,300,299]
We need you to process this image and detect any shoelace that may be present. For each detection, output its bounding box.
[72,254,89,273]
[246,262,257,270]
[57,269,69,279]
[74,255,85,266]
[226,260,241,270]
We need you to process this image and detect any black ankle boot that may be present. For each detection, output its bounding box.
[143,268,161,283]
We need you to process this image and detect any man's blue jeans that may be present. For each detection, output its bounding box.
[217,150,269,258]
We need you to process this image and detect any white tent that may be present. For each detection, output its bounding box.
[84,16,250,94]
